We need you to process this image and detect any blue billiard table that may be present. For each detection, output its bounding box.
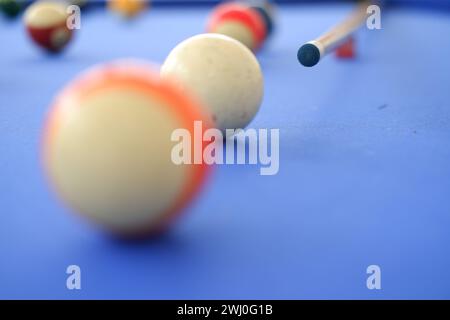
[1,1,450,299]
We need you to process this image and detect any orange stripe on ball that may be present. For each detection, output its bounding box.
[207,3,267,51]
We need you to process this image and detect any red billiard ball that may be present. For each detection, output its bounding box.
[24,1,73,53]
[335,36,356,59]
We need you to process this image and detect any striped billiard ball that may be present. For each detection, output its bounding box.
[43,60,212,237]
[24,1,73,53]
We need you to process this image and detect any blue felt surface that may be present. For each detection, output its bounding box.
[1,4,450,299]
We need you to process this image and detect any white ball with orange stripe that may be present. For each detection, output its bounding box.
[42,61,212,237]
[161,34,264,133]
[24,1,73,53]
[206,2,267,52]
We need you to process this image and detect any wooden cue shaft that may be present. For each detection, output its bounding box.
[316,1,371,55]
[297,0,373,67]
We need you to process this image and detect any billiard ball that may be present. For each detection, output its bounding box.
[161,34,264,133]
[0,0,22,19]
[335,36,356,59]
[108,0,148,19]
[206,2,266,52]
[42,60,211,237]
[246,0,276,37]
[24,1,73,53]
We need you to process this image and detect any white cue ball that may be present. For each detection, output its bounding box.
[160,33,264,133]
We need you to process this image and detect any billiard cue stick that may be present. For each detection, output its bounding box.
[297,0,374,67]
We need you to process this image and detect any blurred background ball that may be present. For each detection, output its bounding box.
[24,0,74,53]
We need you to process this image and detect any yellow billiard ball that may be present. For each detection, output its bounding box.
[108,0,149,19]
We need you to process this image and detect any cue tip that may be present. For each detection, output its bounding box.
[297,42,323,67]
